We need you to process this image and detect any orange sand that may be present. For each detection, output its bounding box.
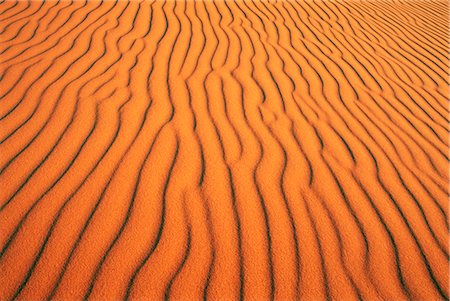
[0,0,449,300]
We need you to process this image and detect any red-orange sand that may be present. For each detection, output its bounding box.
[0,0,449,300]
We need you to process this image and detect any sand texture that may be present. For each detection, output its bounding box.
[0,0,449,300]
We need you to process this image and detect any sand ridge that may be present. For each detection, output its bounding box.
[0,0,449,300]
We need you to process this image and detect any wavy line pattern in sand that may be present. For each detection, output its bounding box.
[0,1,449,300]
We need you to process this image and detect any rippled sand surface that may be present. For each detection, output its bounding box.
[0,1,449,300]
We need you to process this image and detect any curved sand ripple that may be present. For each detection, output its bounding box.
[0,1,448,300]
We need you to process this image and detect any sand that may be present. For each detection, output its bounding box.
[0,0,448,300]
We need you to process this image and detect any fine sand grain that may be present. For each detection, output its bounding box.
[0,0,449,300]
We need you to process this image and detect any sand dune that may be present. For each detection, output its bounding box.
[0,0,448,300]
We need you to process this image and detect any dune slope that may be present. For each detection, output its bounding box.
[0,0,449,300]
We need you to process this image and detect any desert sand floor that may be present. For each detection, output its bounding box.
[0,0,449,300]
